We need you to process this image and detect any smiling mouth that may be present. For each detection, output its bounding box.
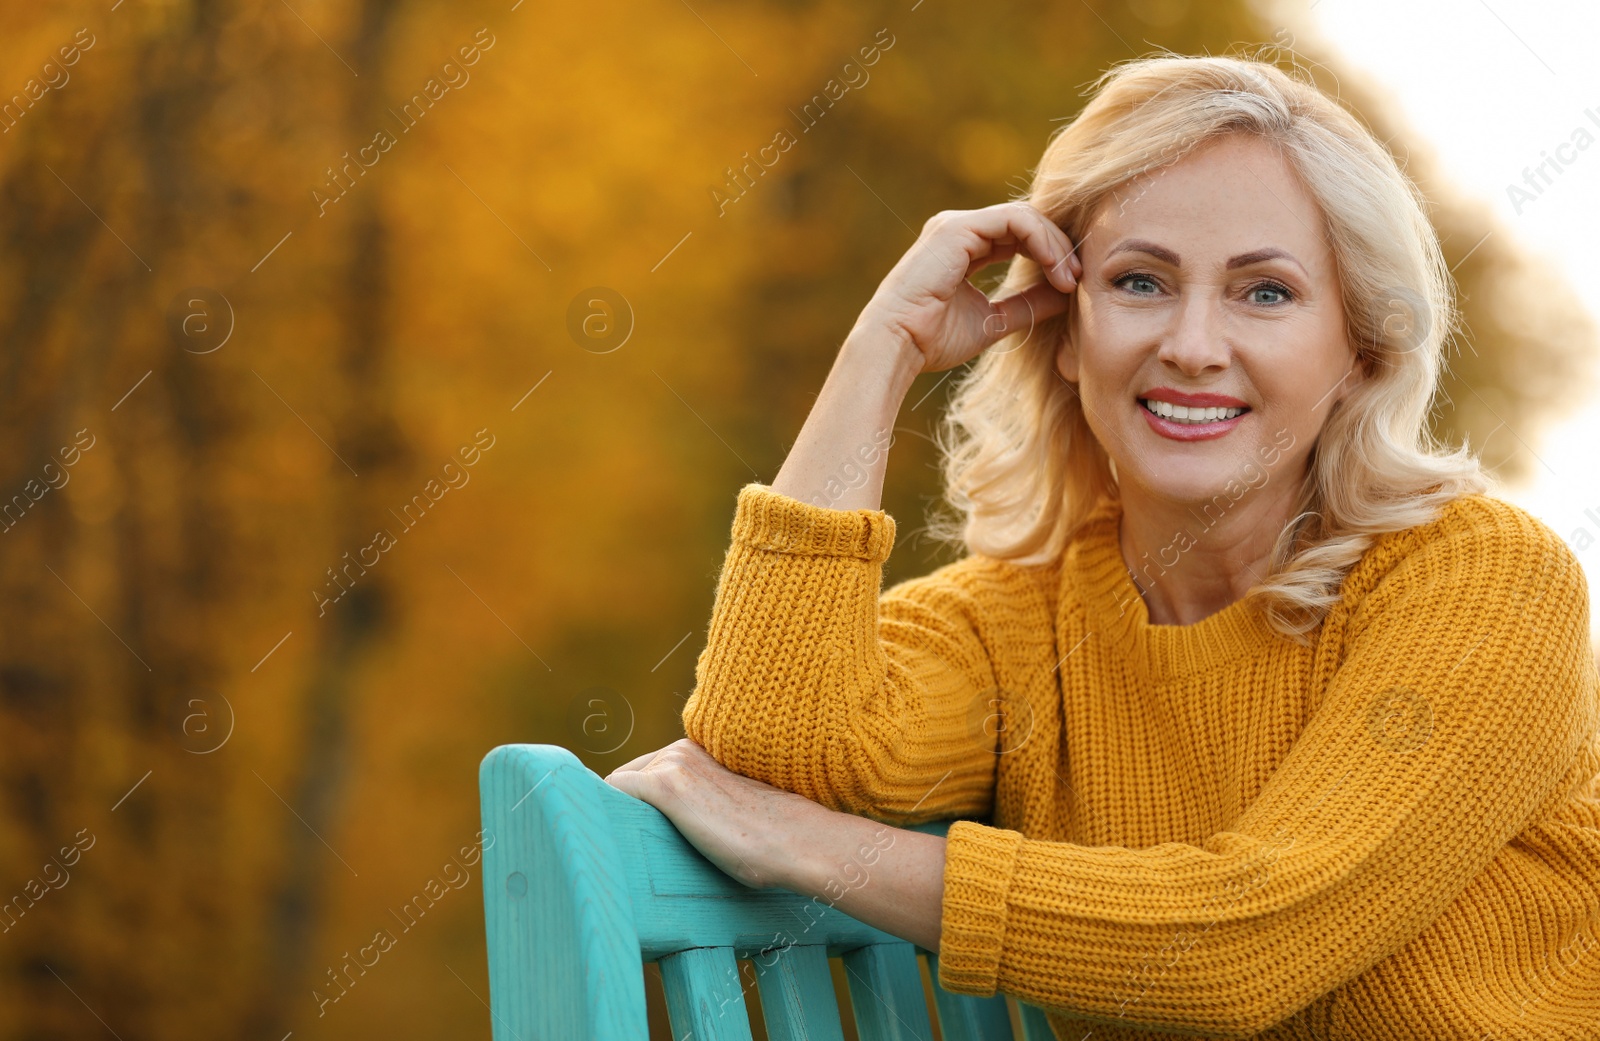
[1139,398,1250,425]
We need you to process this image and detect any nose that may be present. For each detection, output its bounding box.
[1156,292,1231,376]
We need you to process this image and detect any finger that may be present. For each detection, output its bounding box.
[602,769,640,795]
[957,202,1077,292]
[604,746,667,781]
[964,241,1022,280]
[983,275,1074,345]
[604,769,656,802]
[1032,216,1078,291]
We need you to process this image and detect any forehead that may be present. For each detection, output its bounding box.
[1082,133,1332,271]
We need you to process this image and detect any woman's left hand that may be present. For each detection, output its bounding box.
[603,738,818,891]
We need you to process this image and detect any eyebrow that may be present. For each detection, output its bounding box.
[1106,239,1307,275]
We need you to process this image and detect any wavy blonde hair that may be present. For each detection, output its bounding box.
[929,52,1491,642]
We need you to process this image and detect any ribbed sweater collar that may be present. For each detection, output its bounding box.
[1064,496,1286,678]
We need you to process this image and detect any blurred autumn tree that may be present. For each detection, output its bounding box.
[0,0,1591,1039]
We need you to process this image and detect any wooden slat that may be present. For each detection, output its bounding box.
[659,946,756,1041]
[923,953,1014,1040]
[841,943,935,1041]
[750,944,846,1041]
[1017,1003,1056,1041]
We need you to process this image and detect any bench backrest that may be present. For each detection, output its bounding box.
[478,743,1057,1040]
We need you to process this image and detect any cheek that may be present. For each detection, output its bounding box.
[1074,322,1141,403]
[1074,287,1120,343]
[1248,365,1335,467]
[1284,346,1354,417]
[1297,306,1356,391]
[1077,289,1153,359]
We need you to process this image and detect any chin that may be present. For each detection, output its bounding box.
[1121,434,1301,521]
[1130,470,1245,510]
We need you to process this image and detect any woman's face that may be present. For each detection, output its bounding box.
[1057,132,1362,510]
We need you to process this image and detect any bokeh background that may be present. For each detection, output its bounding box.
[1,0,1596,1038]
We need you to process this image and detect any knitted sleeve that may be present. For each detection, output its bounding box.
[681,483,1001,823]
[935,498,1600,1037]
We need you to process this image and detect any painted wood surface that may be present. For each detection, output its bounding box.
[478,743,1057,1040]
[751,943,846,1041]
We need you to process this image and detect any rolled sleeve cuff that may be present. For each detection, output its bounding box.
[937,820,1025,997]
[731,483,896,562]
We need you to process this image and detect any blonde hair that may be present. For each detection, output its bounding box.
[930,52,1491,641]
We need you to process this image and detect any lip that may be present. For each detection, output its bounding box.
[1139,387,1250,408]
[1138,400,1249,442]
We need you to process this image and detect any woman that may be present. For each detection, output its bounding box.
[606,54,1600,1038]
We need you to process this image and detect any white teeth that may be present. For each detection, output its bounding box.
[1142,399,1245,424]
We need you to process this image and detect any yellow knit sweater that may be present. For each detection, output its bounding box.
[681,484,1600,1040]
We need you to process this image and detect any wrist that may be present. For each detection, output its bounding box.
[839,319,924,403]
[764,793,834,894]
[774,801,893,904]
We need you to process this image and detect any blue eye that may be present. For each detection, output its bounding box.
[1250,282,1293,305]
[1115,273,1160,295]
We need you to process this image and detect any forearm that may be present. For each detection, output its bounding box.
[769,322,923,512]
[774,798,948,953]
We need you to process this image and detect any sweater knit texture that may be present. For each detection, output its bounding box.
[681,484,1600,1040]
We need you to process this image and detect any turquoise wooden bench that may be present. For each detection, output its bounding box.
[479,743,1058,1040]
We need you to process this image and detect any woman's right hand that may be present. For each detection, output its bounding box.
[769,202,1080,511]
[855,201,1083,374]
